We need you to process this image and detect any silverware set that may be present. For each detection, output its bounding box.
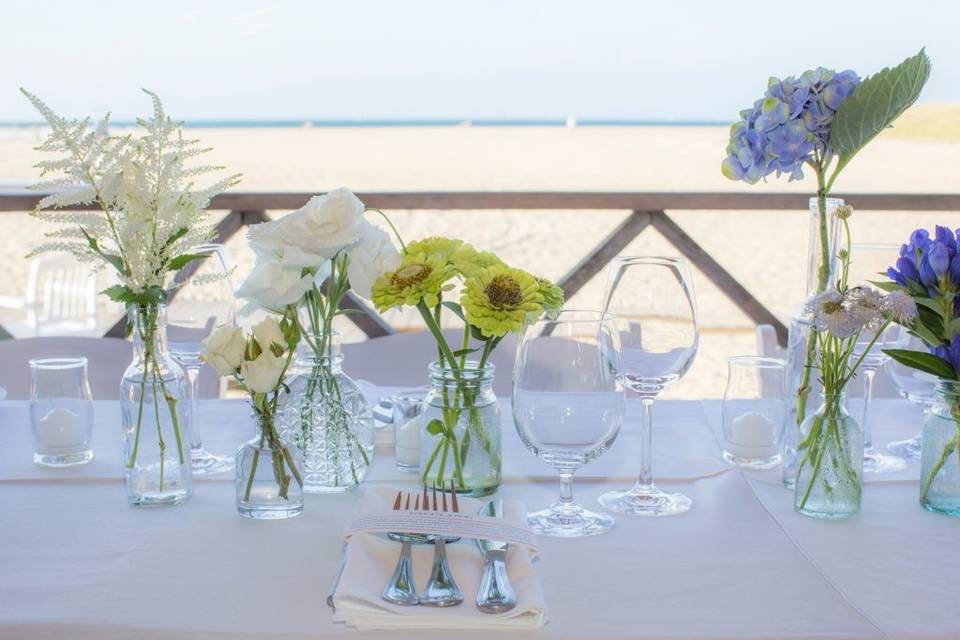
[380,483,516,613]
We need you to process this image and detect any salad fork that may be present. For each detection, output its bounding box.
[381,491,421,606]
[419,482,463,607]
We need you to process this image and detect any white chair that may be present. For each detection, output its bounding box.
[342,329,517,396]
[0,337,222,401]
[0,253,98,337]
[755,324,898,399]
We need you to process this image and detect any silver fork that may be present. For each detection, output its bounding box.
[381,491,421,606]
[419,482,463,607]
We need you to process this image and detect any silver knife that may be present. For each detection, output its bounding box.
[474,500,517,613]
[326,541,349,610]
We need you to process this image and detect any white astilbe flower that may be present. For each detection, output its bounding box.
[882,290,918,324]
[21,88,241,299]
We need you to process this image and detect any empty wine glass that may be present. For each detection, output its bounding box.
[887,334,936,458]
[513,310,625,537]
[167,244,237,474]
[848,243,907,474]
[597,256,698,517]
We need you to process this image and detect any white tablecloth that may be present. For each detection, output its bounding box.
[1,392,957,639]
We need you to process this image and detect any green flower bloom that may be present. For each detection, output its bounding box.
[371,252,458,312]
[535,276,564,311]
[462,265,543,337]
[405,236,504,278]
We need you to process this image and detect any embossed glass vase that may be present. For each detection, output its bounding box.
[120,304,192,506]
[793,392,863,519]
[281,334,374,493]
[420,360,501,496]
[919,381,960,517]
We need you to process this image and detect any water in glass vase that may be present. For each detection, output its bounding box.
[793,393,863,520]
[420,361,501,496]
[280,336,374,493]
[121,305,192,506]
[236,411,304,519]
[919,381,960,517]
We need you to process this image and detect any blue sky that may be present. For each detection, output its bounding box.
[2,0,955,122]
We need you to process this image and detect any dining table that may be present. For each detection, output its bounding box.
[1,385,957,640]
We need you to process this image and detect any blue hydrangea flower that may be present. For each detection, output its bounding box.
[722,67,861,184]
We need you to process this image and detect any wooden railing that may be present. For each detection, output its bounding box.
[3,190,959,345]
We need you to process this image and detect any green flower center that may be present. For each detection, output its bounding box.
[822,301,842,314]
[391,263,432,289]
[485,274,523,310]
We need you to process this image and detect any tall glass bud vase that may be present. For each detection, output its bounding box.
[281,333,374,493]
[420,361,501,496]
[121,304,192,506]
[783,197,842,488]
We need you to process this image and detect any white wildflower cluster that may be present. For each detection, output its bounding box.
[806,286,918,339]
[22,89,241,299]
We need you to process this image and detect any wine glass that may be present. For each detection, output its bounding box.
[513,310,625,537]
[847,243,908,474]
[887,334,936,458]
[597,256,698,517]
[166,244,237,474]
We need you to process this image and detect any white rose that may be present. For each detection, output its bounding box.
[252,316,286,354]
[347,223,401,299]
[201,326,246,376]
[280,188,367,259]
[240,349,285,394]
[236,260,313,311]
[248,218,328,269]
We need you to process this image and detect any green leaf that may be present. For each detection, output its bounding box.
[162,227,189,250]
[883,348,956,380]
[829,49,931,179]
[426,419,445,436]
[470,324,487,341]
[102,284,136,305]
[167,253,208,272]
[80,227,126,275]
[452,347,481,357]
[441,301,466,322]
[916,304,945,339]
[869,280,899,292]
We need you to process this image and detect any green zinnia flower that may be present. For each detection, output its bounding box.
[405,236,504,278]
[462,265,543,337]
[371,252,458,312]
[535,276,564,311]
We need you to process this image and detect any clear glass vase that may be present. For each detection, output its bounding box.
[280,335,374,493]
[236,410,304,519]
[919,381,960,517]
[120,304,192,506]
[783,196,843,489]
[420,360,501,496]
[793,392,863,520]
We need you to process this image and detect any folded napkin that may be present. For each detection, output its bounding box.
[332,486,548,630]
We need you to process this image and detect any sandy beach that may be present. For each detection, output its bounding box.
[1,122,959,397]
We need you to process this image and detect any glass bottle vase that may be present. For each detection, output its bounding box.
[793,392,863,520]
[919,380,960,517]
[783,196,843,488]
[236,410,304,519]
[120,304,192,506]
[280,336,374,493]
[420,360,501,496]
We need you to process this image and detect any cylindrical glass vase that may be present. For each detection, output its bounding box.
[236,410,304,519]
[919,380,960,517]
[120,304,192,506]
[793,392,863,520]
[420,360,501,496]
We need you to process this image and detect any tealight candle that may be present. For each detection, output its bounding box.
[395,412,425,471]
[725,411,778,459]
[36,407,84,447]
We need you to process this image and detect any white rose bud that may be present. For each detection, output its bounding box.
[201,326,246,376]
[280,188,367,259]
[252,316,286,354]
[236,260,314,311]
[240,349,285,394]
[347,222,401,299]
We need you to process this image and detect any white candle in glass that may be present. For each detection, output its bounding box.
[395,413,425,468]
[725,411,778,458]
[36,407,84,447]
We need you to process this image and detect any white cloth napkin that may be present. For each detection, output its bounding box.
[332,486,548,630]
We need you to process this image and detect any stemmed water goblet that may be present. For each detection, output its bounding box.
[512,310,625,537]
[848,243,908,474]
[887,334,937,458]
[166,244,237,474]
[597,256,699,516]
